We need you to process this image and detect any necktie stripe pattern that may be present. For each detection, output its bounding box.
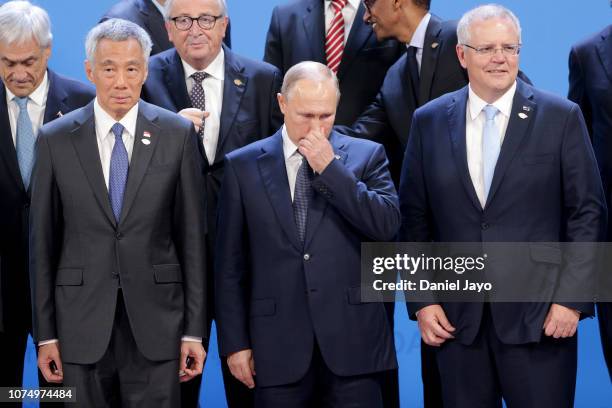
[189,71,208,139]
[325,0,348,73]
[15,97,36,190]
[108,123,129,222]
[482,104,500,203]
[293,156,313,244]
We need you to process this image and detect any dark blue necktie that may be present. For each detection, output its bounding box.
[293,155,313,244]
[108,123,128,222]
[15,97,36,189]
[406,46,420,105]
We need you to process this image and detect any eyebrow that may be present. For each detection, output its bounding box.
[1,56,37,65]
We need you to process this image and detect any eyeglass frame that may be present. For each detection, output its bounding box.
[170,14,224,31]
[461,43,522,56]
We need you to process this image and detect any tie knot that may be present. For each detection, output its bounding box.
[331,0,347,12]
[191,71,208,83]
[14,97,28,110]
[111,123,124,139]
[483,105,498,122]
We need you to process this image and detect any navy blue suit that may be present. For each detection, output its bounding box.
[142,46,282,407]
[0,69,94,391]
[568,24,612,380]
[100,0,231,55]
[264,0,404,126]
[215,130,398,403]
[399,79,606,407]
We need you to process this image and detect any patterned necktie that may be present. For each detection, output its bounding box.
[14,97,36,189]
[189,71,208,139]
[325,0,348,73]
[482,105,500,203]
[293,155,313,245]
[109,123,129,222]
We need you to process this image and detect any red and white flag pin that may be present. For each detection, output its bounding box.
[143,131,151,138]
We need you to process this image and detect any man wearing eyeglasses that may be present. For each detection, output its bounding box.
[399,4,605,407]
[141,1,282,407]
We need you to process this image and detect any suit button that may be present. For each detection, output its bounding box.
[481,223,489,230]
[303,253,310,261]
[115,232,123,240]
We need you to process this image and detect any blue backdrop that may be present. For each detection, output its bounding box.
[17,0,612,407]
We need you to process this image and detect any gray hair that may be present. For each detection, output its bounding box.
[85,18,152,64]
[281,61,341,102]
[457,4,522,45]
[0,1,52,48]
[163,0,228,20]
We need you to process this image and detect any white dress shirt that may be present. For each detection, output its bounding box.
[282,125,303,202]
[466,81,517,208]
[324,0,360,44]
[5,71,49,146]
[182,49,225,165]
[407,12,432,72]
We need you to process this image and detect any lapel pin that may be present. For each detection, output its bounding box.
[143,131,151,138]
[431,42,439,49]
[56,111,63,118]
[234,79,244,87]
[141,138,151,145]
[518,112,528,119]
[334,154,341,160]
[522,106,531,112]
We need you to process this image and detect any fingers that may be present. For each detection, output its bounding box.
[228,351,256,389]
[179,343,205,383]
[178,108,207,131]
[417,305,455,347]
[436,312,456,333]
[38,348,63,383]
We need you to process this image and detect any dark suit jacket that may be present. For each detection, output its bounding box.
[142,45,283,244]
[100,0,231,55]
[0,70,93,333]
[339,17,467,184]
[215,130,399,387]
[29,100,207,364]
[399,79,606,345]
[264,0,404,125]
[568,25,612,234]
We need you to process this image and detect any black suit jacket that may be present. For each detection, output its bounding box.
[399,79,606,345]
[30,101,207,364]
[216,130,399,386]
[0,70,94,333]
[100,0,232,55]
[142,46,283,243]
[264,0,404,125]
[568,25,612,234]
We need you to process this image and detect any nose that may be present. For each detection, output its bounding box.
[490,49,507,63]
[114,70,128,88]
[11,66,28,81]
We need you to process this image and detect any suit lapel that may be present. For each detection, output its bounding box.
[302,0,326,63]
[70,102,116,226]
[418,16,442,106]
[485,80,535,207]
[0,84,24,191]
[138,0,171,52]
[119,102,160,224]
[596,25,612,83]
[337,4,372,80]
[163,50,191,111]
[257,131,303,252]
[217,47,247,162]
[44,70,69,123]
[447,88,482,212]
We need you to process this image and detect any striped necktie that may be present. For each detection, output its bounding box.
[325,0,348,73]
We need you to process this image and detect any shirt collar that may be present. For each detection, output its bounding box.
[94,97,139,142]
[181,48,225,81]
[151,0,165,16]
[282,125,300,161]
[6,70,49,107]
[408,13,431,49]
[325,0,360,10]
[468,80,517,121]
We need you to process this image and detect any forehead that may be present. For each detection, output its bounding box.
[0,37,43,57]
[94,38,144,64]
[170,0,221,15]
[469,17,519,43]
[288,79,337,107]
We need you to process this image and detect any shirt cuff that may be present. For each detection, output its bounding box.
[181,336,202,343]
[38,339,59,346]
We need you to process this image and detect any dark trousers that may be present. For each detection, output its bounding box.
[436,305,577,408]
[597,302,612,381]
[381,302,400,408]
[63,293,180,408]
[255,343,384,408]
[0,327,28,407]
[180,231,254,408]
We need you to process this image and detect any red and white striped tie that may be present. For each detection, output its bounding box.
[325,0,348,73]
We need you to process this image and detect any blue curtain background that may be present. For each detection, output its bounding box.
[17,1,612,406]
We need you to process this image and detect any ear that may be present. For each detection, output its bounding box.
[456,44,468,69]
[277,93,287,115]
[220,16,229,39]
[165,21,174,44]
[84,59,94,83]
